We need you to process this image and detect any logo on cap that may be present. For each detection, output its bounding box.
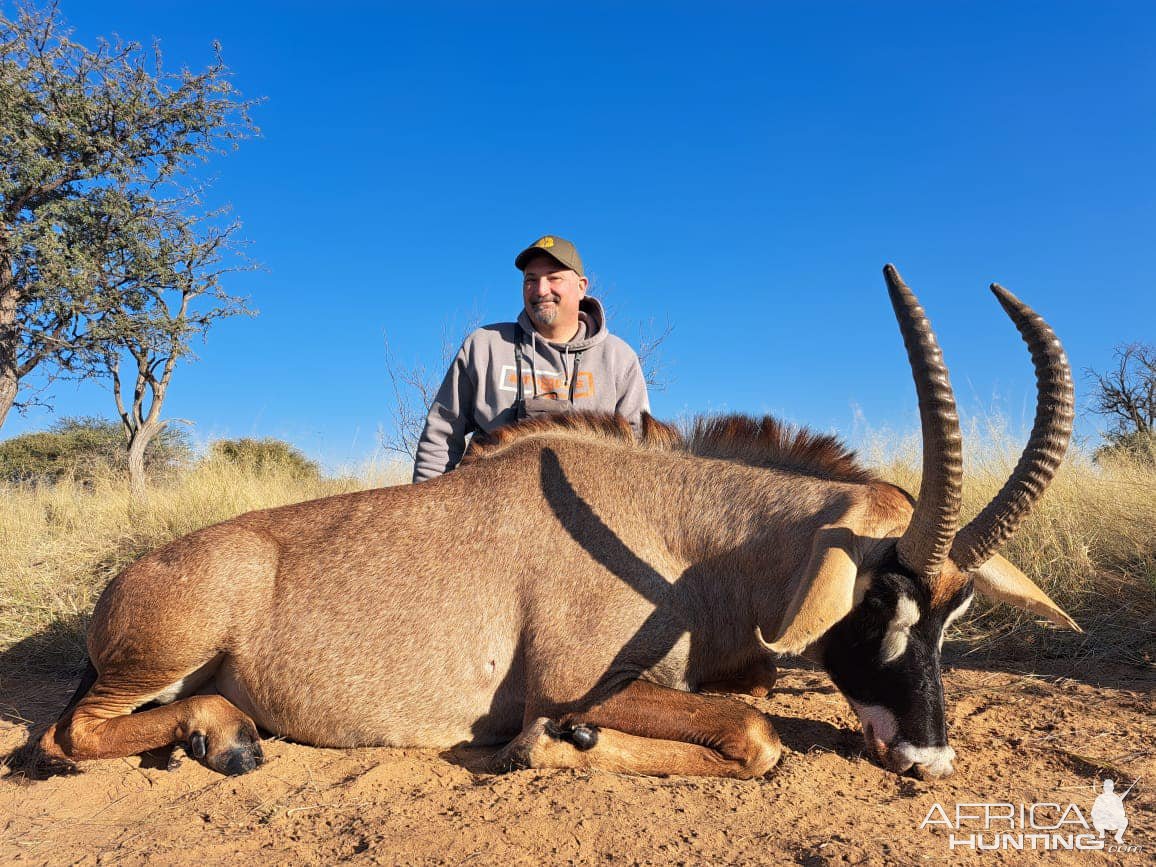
[535,236,555,249]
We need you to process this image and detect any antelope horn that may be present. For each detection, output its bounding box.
[950,285,1074,570]
[884,265,964,581]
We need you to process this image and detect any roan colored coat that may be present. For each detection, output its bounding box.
[38,266,1078,781]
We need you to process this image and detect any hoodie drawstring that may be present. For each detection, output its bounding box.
[515,327,584,409]
[529,331,539,398]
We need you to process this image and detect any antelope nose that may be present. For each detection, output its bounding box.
[892,743,956,779]
[909,745,956,779]
[911,760,954,780]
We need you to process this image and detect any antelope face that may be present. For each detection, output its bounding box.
[820,562,974,779]
[758,266,1079,779]
[813,266,1075,780]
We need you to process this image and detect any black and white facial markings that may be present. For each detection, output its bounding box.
[820,550,975,778]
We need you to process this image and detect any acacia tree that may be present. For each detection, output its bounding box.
[84,191,251,493]
[1087,342,1156,460]
[0,2,255,427]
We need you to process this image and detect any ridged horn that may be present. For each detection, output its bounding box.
[950,285,1074,570]
[884,265,964,581]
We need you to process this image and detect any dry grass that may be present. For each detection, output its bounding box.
[861,418,1155,664]
[0,456,411,681]
[1,428,1152,690]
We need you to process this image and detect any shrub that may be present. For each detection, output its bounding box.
[1093,430,1156,466]
[0,417,192,483]
[207,437,321,479]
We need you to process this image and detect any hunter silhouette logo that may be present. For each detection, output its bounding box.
[920,778,1142,853]
[1092,779,1135,844]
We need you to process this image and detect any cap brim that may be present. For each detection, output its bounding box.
[515,247,580,274]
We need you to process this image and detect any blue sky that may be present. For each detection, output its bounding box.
[7,1,1155,469]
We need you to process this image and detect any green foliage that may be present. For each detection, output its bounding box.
[0,1,258,427]
[208,438,321,479]
[0,416,191,482]
[1093,430,1156,466]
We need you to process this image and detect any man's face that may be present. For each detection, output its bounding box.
[521,254,588,331]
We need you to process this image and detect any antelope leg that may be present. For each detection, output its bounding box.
[40,674,264,777]
[499,680,781,779]
[698,657,778,698]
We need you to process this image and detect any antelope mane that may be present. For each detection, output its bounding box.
[459,411,878,485]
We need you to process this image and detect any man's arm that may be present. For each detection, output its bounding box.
[615,352,651,432]
[412,342,477,483]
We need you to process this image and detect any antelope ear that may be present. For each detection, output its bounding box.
[759,526,862,655]
[971,553,1081,632]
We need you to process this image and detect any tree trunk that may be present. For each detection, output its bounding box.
[0,270,19,431]
[0,372,16,429]
[127,422,162,498]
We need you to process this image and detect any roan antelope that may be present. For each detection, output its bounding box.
[37,265,1078,781]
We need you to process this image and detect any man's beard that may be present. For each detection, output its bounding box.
[527,300,558,326]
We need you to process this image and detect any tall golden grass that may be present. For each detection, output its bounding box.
[1,430,1152,687]
[861,420,1154,662]
[0,456,410,680]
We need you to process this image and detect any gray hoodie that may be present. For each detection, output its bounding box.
[412,297,649,482]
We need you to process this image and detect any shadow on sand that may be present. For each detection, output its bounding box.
[0,615,88,724]
[0,614,91,777]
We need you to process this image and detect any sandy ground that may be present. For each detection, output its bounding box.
[2,657,1153,866]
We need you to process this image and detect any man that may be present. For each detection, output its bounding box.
[412,235,650,483]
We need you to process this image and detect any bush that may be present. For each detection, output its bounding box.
[1093,430,1156,466]
[0,417,192,483]
[207,438,321,479]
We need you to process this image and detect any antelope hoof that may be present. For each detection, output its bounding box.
[33,727,82,778]
[30,747,80,778]
[545,720,600,751]
[492,717,552,771]
[492,718,600,772]
[187,723,265,776]
[569,724,599,751]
